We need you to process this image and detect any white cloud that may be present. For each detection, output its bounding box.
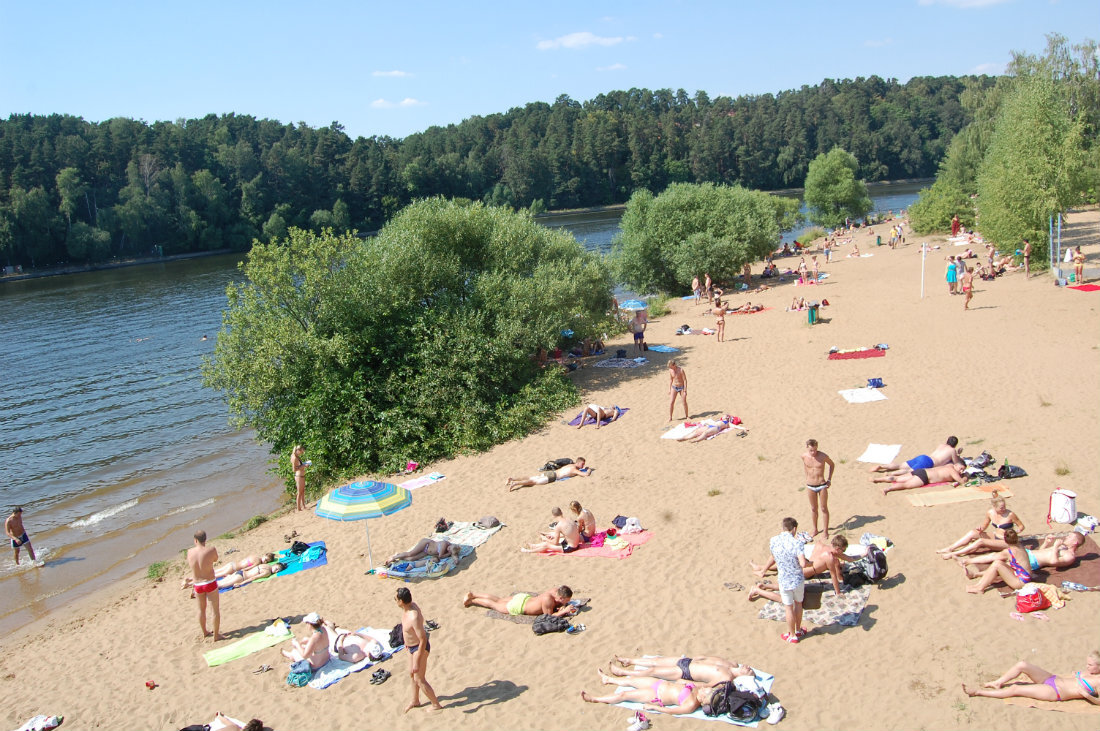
[597,63,627,71]
[372,70,411,78]
[970,62,1005,75]
[371,98,425,109]
[537,31,625,51]
[864,38,894,48]
[653,32,663,40]
[918,0,1010,7]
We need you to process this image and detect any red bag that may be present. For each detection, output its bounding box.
[1016,589,1051,613]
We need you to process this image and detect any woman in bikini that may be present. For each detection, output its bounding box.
[713,298,727,343]
[385,537,460,566]
[282,612,331,670]
[324,621,385,663]
[963,651,1100,704]
[609,655,755,685]
[291,445,308,512]
[582,668,722,715]
[936,491,1023,559]
[182,558,282,591]
[964,531,1033,594]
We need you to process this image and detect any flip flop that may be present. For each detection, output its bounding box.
[425,619,440,631]
[723,582,745,592]
[1008,612,1026,622]
[370,669,391,685]
[1031,611,1050,621]
[253,664,272,674]
[283,530,300,543]
[795,627,808,638]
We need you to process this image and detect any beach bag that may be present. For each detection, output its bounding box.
[475,515,500,529]
[1048,489,1077,525]
[971,451,995,469]
[286,659,312,687]
[389,623,404,649]
[998,464,1027,479]
[616,349,627,358]
[434,517,452,534]
[540,457,574,471]
[1016,586,1051,613]
[708,682,764,721]
[621,517,643,534]
[532,614,570,635]
[847,544,888,586]
[867,378,884,388]
[289,540,310,555]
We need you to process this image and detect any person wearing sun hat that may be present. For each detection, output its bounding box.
[281,612,331,669]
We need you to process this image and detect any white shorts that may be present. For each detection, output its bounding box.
[779,584,805,606]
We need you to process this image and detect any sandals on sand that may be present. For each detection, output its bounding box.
[425,619,440,631]
[370,669,391,685]
[283,530,299,543]
[252,664,272,674]
[723,582,745,592]
[781,632,799,644]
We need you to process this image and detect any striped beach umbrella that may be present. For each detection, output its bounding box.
[619,299,648,311]
[316,480,411,572]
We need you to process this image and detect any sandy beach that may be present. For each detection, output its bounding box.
[3,210,1098,731]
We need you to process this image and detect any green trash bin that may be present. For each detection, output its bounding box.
[807,304,819,325]
[876,235,882,247]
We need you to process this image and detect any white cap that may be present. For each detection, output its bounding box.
[303,612,321,624]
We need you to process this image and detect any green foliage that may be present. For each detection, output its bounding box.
[804,147,872,228]
[908,181,976,234]
[147,561,169,580]
[612,183,783,293]
[797,227,827,245]
[244,514,269,531]
[202,201,613,487]
[647,294,673,318]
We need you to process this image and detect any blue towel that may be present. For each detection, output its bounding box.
[646,344,679,353]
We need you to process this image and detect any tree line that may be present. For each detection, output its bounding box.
[1,74,991,269]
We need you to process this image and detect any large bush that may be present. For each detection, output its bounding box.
[202,199,614,490]
[908,181,976,235]
[611,183,792,293]
[803,147,872,228]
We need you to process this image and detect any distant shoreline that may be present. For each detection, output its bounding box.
[1,248,240,284]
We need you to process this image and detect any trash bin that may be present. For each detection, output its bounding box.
[807,304,819,325]
[876,235,882,247]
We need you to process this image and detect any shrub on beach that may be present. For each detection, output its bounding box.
[797,227,827,246]
[804,147,872,228]
[203,199,615,489]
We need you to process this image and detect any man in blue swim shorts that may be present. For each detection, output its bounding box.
[868,436,965,476]
[6,507,36,565]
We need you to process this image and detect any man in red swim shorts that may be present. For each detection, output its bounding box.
[187,529,222,640]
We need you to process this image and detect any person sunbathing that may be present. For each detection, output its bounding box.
[282,612,331,670]
[873,463,966,494]
[964,534,1034,594]
[870,437,965,474]
[524,507,582,553]
[963,651,1100,704]
[959,532,1085,577]
[848,243,862,257]
[506,458,590,491]
[577,404,623,430]
[570,500,596,541]
[582,669,724,716]
[732,302,764,313]
[180,553,275,588]
[787,297,806,312]
[749,535,856,595]
[610,655,755,685]
[183,561,284,592]
[385,538,461,566]
[937,491,1024,558]
[462,585,578,617]
[324,621,385,663]
[676,415,747,442]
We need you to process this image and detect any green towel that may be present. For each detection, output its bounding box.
[203,627,292,667]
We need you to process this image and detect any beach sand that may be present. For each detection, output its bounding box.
[2,210,1098,730]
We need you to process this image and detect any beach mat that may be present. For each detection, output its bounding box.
[646,344,680,352]
[308,626,402,689]
[534,530,651,560]
[439,520,504,549]
[203,624,292,667]
[595,358,646,368]
[857,444,902,464]
[829,349,885,361]
[838,388,887,403]
[1025,534,1100,587]
[612,668,775,727]
[379,545,474,580]
[757,579,870,627]
[1004,695,1100,713]
[568,407,630,427]
[485,595,590,624]
[399,472,446,490]
[908,485,1011,507]
[728,306,773,315]
[1067,284,1100,292]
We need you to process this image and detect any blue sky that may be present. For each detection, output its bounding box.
[2,0,1096,140]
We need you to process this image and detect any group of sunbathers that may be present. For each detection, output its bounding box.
[281,611,386,670]
[521,502,596,554]
[181,553,284,594]
[870,436,967,494]
[580,655,758,716]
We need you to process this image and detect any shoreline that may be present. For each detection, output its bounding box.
[0,248,240,284]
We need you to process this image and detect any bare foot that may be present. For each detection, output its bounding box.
[966,585,982,594]
[214,633,225,641]
[812,529,822,537]
[614,655,629,667]
[580,691,595,703]
[962,684,977,697]
[747,586,762,601]
[748,561,767,577]
[404,701,423,714]
[462,592,474,607]
[940,552,956,560]
[426,703,443,712]
[598,669,613,684]
[981,680,1003,690]
[609,664,626,676]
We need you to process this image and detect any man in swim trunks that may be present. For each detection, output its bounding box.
[668,360,688,421]
[630,312,647,353]
[396,588,442,713]
[873,463,967,494]
[186,529,222,640]
[692,275,701,305]
[506,458,590,491]
[6,507,36,566]
[801,439,835,538]
[869,436,965,474]
[523,507,583,553]
[577,404,622,430]
[462,585,577,618]
[610,655,755,685]
[963,651,1100,704]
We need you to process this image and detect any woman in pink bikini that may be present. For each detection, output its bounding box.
[582,668,721,715]
[964,651,1100,704]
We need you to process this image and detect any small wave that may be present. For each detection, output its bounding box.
[162,497,215,518]
[70,498,139,528]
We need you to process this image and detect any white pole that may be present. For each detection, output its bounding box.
[365,522,374,574]
[920,241,926,299]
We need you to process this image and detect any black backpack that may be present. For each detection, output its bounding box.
[846,544,888,586]
[707,682,764,721]
[540,457,574,472]
[389,623,404,648]
[289,540,310,555]
[531,614,570,635]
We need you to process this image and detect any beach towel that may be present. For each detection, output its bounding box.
[568,407,630,427]
[838,388,887,403]
[595,358,645,368]
[534,530,651,560]
[485,596,590,624]
[217,541,328,593]
[1067,284,1100,292]
[399,472,446,490]
[439,520,505,548]
[728,307,773,316]
[379,544,475,580]
[756,578,871,627]
[612,667,775,727]
[308,626,402,689]
[857,444,902,464]
[908,485,1013,507]
[828,349,885,361]
[203,623,293,667]
[1021,534,1100,588]
[646,344,680,353]
[1004,696,1100,714]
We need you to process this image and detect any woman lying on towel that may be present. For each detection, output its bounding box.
[323,621,385,663]
[582,669,724,715]
[610,655,756,685]
[180,553,276,588]
[182,560,285,592]
[936,491,1024,559]
[963,651,1100,704]
[385,537,461,566]
[958,532,1085,577]
[675,415,747,442]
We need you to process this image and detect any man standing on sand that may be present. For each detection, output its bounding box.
[397,588,442,713]
[1022,239,1031,279]
[630,312,647,353]
[692,275,701,304]
[770,517,808,644]
[704,272,713,301]
[801,439,834,538]
[6,507,36,566]
[668,360,688,421]
[187,530,222,640]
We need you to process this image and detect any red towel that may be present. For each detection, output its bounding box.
[1068,284,1100,292]
[828,349,885,360]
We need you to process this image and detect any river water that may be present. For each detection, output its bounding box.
[0,181,922,633]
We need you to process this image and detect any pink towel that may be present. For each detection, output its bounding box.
[535,531,652,559]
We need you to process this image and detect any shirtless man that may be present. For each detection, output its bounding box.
[958,532,1085,577]
[874,463,967,494]
[187,530,222,640]
[692,275,701,304]
[610,655,755,685]
[282,612,331,669]
[397,588,442,713]
[463,585,578,618]
[570,501,596,541]
[668,360,688,421]
[523,507,582,553]
[576,404,622,430]
[506,458,590,491]
[869,436,964,474]
[704,273,713,301]
[749,535,856,596]
[6,507,36,565]
[801,439,835,538]
[630,312,647,353]
[386,538,461,566]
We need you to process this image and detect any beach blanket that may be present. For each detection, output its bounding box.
[486,596,590,624]
[908,485,1012,507]
[379,544,475,580]
[439,520,505,549]
[612,666,775,727]
[568,407,630,427]
[308,626,402,689]
[646,344,680,353]
[857,443,902,464]
[203,623,292,667]
[757,579,871,627]
[828,349,885,360]
[1067,284,1100,292]
[1022,534,1100,587]
[399,472,446,490]
[218,541,327,593]
[595,358,645,368]
[728,307,773,316]
[660,421,747,441]
[1004,696,1100,714]
[838,388,887,403]
[534,530,651,559]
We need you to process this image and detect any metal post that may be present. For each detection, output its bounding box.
[920,241,926,299]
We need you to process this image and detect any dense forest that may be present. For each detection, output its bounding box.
[0,74,994,269]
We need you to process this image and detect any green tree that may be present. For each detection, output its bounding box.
[908,180,975,234]
[803,147,872,228]
[202,199,613,488]
[56,167,89,231]
[66,221,112,262]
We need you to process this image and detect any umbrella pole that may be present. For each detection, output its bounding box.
[365,521,374,574]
